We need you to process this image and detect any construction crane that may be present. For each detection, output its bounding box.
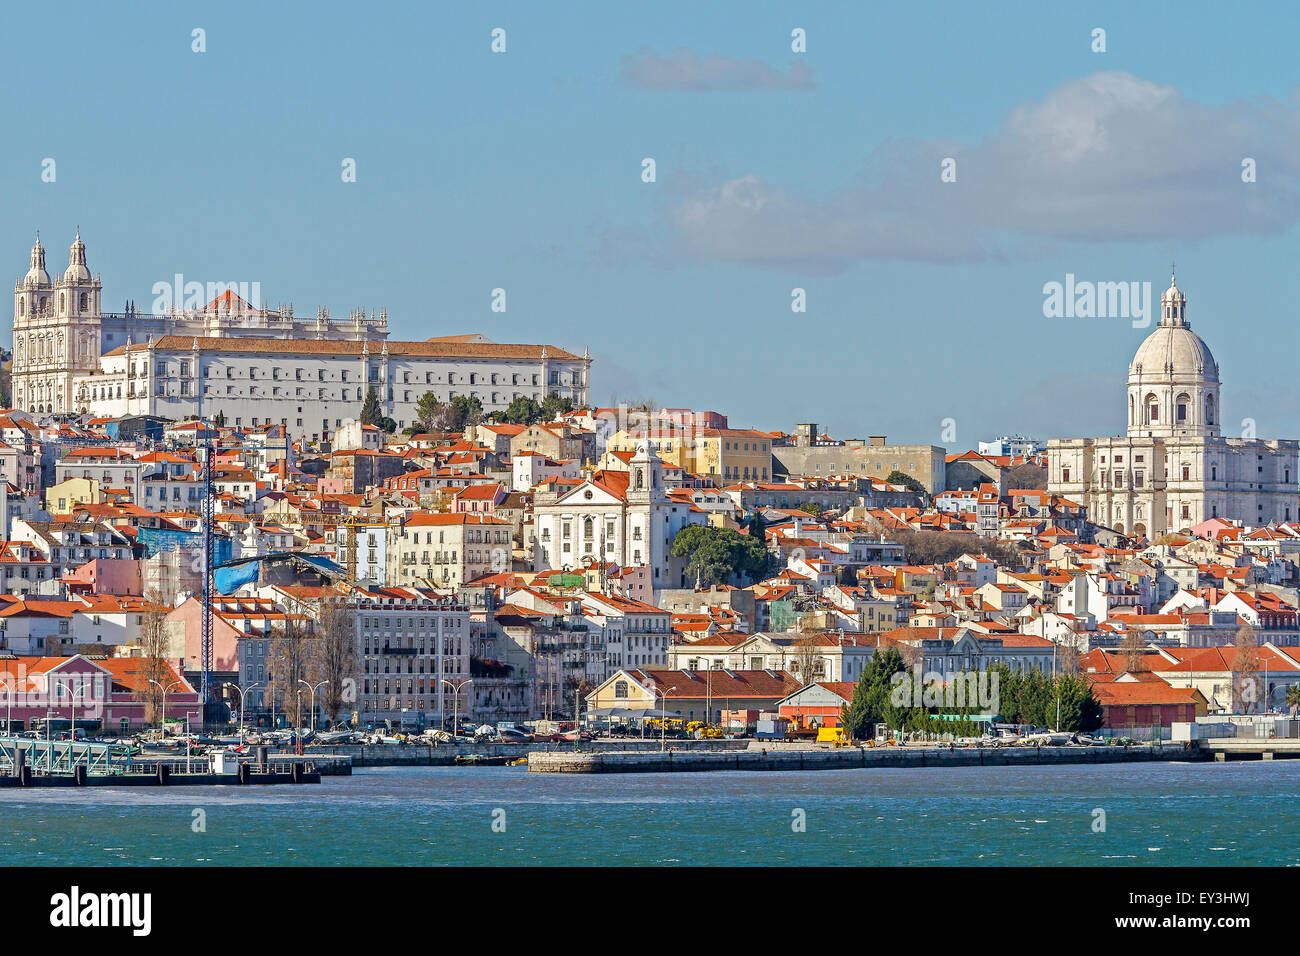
[198,425,292,723]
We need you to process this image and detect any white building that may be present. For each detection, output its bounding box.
[531,444,707,591]
[12,233,388,416]
[11,234,592,434]
[1048,272,1299,537]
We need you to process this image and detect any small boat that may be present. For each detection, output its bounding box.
[454,754,510,766]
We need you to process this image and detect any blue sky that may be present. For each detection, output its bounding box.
[4,1,1298,449]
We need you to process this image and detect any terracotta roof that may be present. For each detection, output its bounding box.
[104,336,583,362]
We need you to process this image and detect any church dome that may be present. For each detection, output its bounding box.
[1130,324,1218,382]
[1128,273,1217,383]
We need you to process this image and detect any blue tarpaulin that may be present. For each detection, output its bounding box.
[214,560,260,593]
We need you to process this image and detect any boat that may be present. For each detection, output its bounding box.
[454,753,511,766]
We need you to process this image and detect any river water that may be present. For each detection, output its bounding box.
[1,761,1294,865]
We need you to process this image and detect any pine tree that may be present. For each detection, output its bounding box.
[360,387,382,427]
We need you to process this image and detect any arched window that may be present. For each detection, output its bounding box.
[1175,393,1190,424]
[79,292,88,311]
[1205,394,1216,425]
[1146,393,1160,424]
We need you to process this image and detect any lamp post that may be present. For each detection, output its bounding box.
[653,685,677,752]
[0,676,13,736]
[148,679,183,737]
[299,679,329,732]
[441,678,473,737]
[223,681,261,741]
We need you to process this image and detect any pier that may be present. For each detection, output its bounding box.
[527,741,1206,774]
[0,736,341,787]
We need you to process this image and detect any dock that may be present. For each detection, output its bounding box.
[0,736,345,788]
[527,741,1205,773]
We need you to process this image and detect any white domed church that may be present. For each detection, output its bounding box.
[1048,272,1298,538]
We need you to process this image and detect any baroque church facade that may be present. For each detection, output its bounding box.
[1048,273,1298,538]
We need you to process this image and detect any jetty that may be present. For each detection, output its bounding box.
[0,736,346,788]
[528,741,1205,774]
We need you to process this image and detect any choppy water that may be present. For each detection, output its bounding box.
[0,761,1294,865]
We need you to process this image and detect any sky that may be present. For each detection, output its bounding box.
[3,1,1298,450]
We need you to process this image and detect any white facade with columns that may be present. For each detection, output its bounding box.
[1048,273,1298,537]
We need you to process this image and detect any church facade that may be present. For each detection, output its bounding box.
[11,234,591,438]
[1048,273,1298,538]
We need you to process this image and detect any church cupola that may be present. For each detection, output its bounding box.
[63,230,91,283]
[1160,267,1187,327]
[23,235,51,288]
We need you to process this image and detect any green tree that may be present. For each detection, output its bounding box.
[670,525,771,586]
[540,391,574,421]
[503,396,542,425]
[797,501,821,517]
[360,387,383,427]
[840,648,913,739]
[414,391,443,432]
[1053,673,1103,732]
[885,470,929,499]
[448,394,484,431]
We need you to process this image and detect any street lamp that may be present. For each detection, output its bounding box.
[148,679,183,737]
[51,680,93,764]
[298,679,329,732]
[441,678,473,737]
[653,685,678,752]
[223,681,261,741]
[0,676,14,736]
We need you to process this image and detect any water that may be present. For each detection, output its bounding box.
[1,761,1295,865]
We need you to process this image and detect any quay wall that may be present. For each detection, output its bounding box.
[305,738,746,767]
[528,743,1206,774]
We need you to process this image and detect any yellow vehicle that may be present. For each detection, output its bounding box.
[686,721,724,739]
[817,726,849,746]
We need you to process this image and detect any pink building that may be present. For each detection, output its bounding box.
[0,655,199,732]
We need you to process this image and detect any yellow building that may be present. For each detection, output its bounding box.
[44,476,100,515]
[609,426,773,481]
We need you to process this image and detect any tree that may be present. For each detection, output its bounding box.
[1286,683,1300,716]
[137,591,171,728]
[670,525,772,586]
[797,501,821,517]
[840,648,907,741]
[359,387,383,427]
[885,470,929,499]
[312,598,357,727]
[1053,673,1104,732]
[265,608,317,729]
[540,391,574,421]
[1120,630,1147,673]
[502,396,542,425]
[1232,624,1261,713]
[414,391,442,433]
[447,394,484,431]
[792,631,823,687]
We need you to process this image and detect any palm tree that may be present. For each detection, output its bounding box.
[1285,683,1300,716]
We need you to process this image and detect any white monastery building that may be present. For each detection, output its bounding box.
[11,234,591,439]
[1048,272,1298,537]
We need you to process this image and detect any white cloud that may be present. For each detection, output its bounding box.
[644,72,1300,271]
[620,48,813,91]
